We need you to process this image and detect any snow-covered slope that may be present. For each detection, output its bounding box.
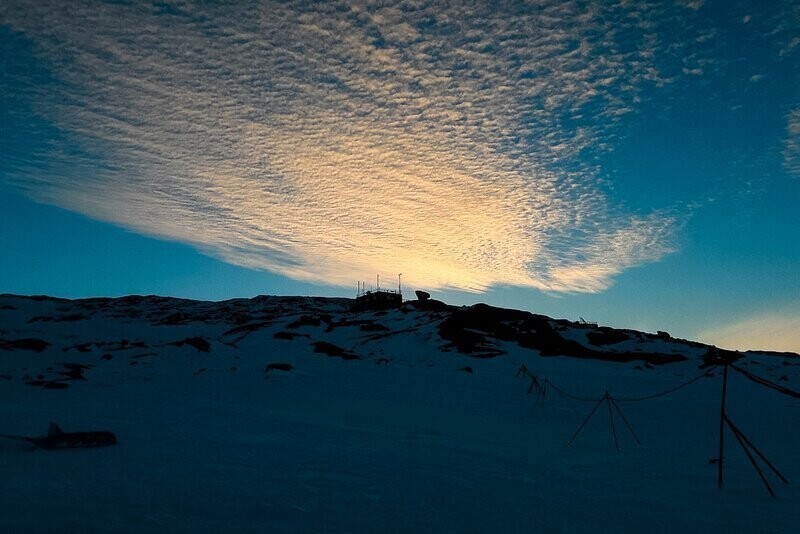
[1,294,799,532]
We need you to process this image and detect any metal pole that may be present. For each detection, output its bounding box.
[726,416,776,498]
[567,395,605,447]
[527,376,539,395]
[718,364,729,489]
[609,396,642,446]
[605,392,620,452]
[726,416,788,485]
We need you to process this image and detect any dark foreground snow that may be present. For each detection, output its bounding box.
[1,294,799,532]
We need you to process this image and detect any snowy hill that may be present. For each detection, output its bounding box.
[1,293,799,532]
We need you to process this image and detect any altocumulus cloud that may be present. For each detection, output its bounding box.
[2,1,711,292]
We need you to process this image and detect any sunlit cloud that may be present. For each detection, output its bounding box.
[697,312,800,354]
[2,1,708,292]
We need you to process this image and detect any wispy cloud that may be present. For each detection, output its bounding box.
[677,0,705,11]
[697,312,800,353]
[1,1,706,292]
[785,109,800,178]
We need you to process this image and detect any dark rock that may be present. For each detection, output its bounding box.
[459,366,473,374]
[287,315,322,329]
[312,342,360,360]
[26,380,69,389]
[439,304,686,365]
[232,312,254,325]
[28,295,63,302]
[701,346,743,368]
[222,320,275,338]
[265,363,294,373]
[43,381,69,389]
[130,352,158,359]
[0,338,50,352]
[65,342,94,353]
[746,349,800,359]
[273,331,297,340]
[415,290,431,301]
[586,328,630,346]
[360,322,389,332]
[156,312,193,325]
[407,299,451,312]
[167,337,210,352]
[59,363,91,380]
[65,340,147,353]
[26,423,116,448]
[54,313,88,322]
[324,319,389,332]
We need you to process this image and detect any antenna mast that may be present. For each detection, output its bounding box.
[398,273,402,296]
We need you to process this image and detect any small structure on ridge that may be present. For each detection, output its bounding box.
[353,274,403,311]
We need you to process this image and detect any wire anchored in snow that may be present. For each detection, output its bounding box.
[614,366,719,402]
[517,365,718,404]
[729,364,800,399]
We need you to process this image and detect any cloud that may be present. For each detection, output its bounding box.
[697,312,800,353]
[1,0,702,292]
[677,0,705,11]
[785,109,800,178]
[771,1,800,57]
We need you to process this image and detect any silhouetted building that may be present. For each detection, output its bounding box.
[353,290,402,311]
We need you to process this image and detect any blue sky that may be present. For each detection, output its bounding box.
[1,0,798,351]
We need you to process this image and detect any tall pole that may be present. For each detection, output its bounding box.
[718,364,729,489]
[398,273,402,296]
[377,274,380,291]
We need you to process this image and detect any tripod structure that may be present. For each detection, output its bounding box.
[517,360,796,496]
[566,391,641,451]
[717,363,789,498]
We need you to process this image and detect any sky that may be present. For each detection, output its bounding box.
[1,0,798,352]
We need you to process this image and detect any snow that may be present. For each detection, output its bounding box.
[1,294,799,532]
